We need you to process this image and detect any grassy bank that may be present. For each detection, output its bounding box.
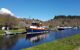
[22,34,80,50]
[0,30,4,35]
[0,29,26,35]
[8,29,26,33]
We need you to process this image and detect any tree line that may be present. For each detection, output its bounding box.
[0,14,42,30]
[54,15,80,19]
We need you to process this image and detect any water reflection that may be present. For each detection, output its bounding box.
[0,35,18,50]
[0,33,48,50]
[26,33,48,42]
[0,29,80,50]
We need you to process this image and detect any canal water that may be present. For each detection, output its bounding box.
[0,29,80,50]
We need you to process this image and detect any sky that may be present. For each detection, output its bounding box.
[0,0,80,21]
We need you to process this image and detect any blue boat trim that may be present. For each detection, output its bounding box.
[27,28,48,34]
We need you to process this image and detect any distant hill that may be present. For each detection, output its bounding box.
[1,13,80,29]
[0,14,17,27]
[45,15,80,27]
[0,13,44,29]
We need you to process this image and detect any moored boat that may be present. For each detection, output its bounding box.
[26,22,48,34]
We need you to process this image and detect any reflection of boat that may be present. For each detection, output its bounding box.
[26,22,48,34]
[26,33,48,42]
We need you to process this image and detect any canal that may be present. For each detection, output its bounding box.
[0,29,80,50]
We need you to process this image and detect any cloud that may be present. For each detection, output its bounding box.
[0,8,14,16]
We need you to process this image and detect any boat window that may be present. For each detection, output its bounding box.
[32,23,39,26]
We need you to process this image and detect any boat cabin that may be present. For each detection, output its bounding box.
[31,22,42,27]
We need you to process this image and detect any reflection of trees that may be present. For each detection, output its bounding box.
[0,35,18,50]
[0,36,4,50]
[17,34,26,39]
